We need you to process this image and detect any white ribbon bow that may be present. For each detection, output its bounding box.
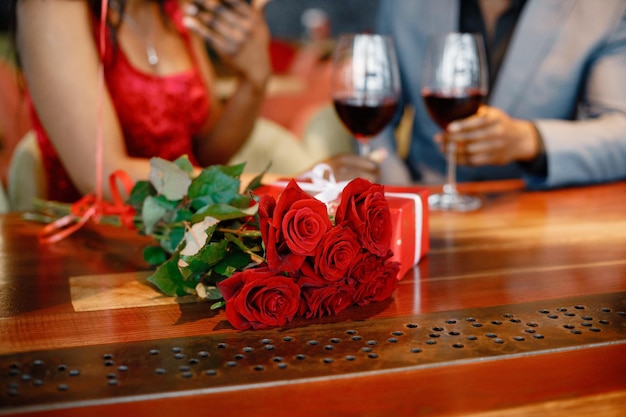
[271,163,350,206]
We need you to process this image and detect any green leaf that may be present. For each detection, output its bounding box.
[161,226,185,254]
[152,194,181,210]
[188,166,241,207]
[218,162,246,178]
[229,194,255,209]
[141,196,168,235]
[143,245,168,266]
[180,217,220,257]
[173,155,194,173]
[173,208,193,223]
[179,240,228,279]
[127,180,155,209]
[149,157,192,201]
[195,284,223,301]
[146,254,191,297]
[223,232,264,264]
[214,250,251,277]
[191,203,257,223]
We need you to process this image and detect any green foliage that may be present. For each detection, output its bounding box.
[132,157,265,298]
[143,245,168,266]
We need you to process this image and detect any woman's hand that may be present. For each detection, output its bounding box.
[321,153,381,183]
[436,105,541,166]
[183,0,271,92]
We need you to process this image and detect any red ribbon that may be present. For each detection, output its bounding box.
[38,0,137,244]
[38,170,137,244]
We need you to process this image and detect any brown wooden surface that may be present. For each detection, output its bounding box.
[1,179,625,416]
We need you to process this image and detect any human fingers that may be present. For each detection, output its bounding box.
[459,136,508,166]
[445,106,503,152]
[458,118,531,167]
[184,0,253,56]
[447,105,494,134]
[323,153,380,182]
[251,0,272,11]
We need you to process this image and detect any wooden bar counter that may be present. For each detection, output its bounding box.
[0,180,625,416]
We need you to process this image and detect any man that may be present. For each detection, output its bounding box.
[374,0,626,189]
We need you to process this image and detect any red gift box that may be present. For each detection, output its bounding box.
[384,186,430,279]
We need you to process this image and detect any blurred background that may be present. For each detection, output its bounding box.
[265,0,379,39]
[0,0,382,198]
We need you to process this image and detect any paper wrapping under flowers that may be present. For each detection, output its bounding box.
[254,178,429,280]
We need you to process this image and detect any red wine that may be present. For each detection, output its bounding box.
[422,89,486,129]
[333,98,398,139]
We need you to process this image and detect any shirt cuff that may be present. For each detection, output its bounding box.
[516,124,547,178]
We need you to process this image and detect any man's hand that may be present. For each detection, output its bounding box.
[436,105,541,166]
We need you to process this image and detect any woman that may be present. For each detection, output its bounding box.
[13,0,273,202]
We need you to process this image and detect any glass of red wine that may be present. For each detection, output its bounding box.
[332,34,400,158]
[421,32,488,211]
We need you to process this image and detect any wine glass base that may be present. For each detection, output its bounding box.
[428,192,482,212]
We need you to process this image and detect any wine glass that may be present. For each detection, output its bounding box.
[331,34,401,158]
[421,33,488,211]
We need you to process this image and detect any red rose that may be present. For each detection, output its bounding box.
[299,282,355,318]
[259,180,332,274]
[218,266,301,330]
[297,262,355,318]
[314,222,361,282]
[296,259,328,287]
[335,178,392,257]
[349,251,393,283]
[352,258,400,306]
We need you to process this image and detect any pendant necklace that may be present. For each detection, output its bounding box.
[112,4,159,67]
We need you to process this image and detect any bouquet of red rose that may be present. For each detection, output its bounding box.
[125,157,399,330]
[218,178,400,330]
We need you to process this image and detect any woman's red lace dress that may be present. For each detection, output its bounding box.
[29,0,210,203]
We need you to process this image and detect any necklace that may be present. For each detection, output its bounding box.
[111,2,159,67]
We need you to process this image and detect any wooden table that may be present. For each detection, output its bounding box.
[1,180,625,416]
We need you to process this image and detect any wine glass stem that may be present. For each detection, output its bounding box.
[357,140,371,158]
[443,141,459,196]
